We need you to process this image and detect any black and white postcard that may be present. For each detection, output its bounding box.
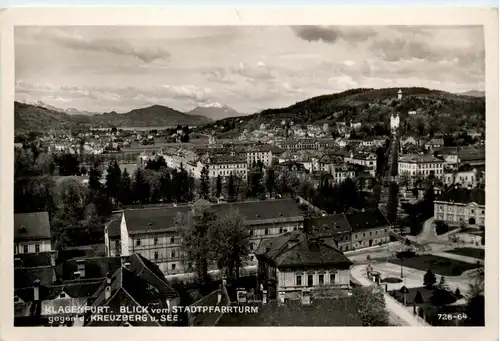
[0,6,498,341]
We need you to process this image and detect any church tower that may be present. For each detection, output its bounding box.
[397,89,403,100]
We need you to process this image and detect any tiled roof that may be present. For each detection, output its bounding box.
[399,154,444,163]
[212,199,303,224]
[436,188,485,205]
[345,209,390,232]
[305,215,352,236]
[14,252,54,268]
[255,230,352,269]
[57,256,123,281]
[59,244,107,261]
[122,199,303,234]
[14,212,51,241]
[86,253,179,326]
[209,154,246,164]
[15,266,55,289]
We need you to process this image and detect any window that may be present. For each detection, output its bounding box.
[307,274,313,286]
[171,264,176,270]
[249,229,254,236]
[154,237,158,245]
[363,233,366,237]
[330,273,336,284]
[23,245,28,253]
[35,244,40,253]
[170,237,175,244]
[136,239,141,246]
[369,232,372,236]
[319,274,324,285]
[482,210,485,214]
[59,293,66,298]
[250,243,254,250]
[154,252,159,260]
[264,228,269,235]
[171,251,176,258]
[296,275,302,286]
[471,209,475,214]
[249,255,254,262]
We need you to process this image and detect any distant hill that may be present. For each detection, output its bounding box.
[186,102,242,120]
[457,90,485,98]
[95,105,212,127]
[205,87,485,137]
[15,101,79,132]
[15,102,213,132]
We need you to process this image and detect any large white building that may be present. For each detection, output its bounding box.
[246,146,273,167]
[207,154,248,178]
[398,154,444,179]
[434,188,485,226]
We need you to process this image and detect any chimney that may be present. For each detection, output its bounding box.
[33,279,41,302]
[76,259,86,277]
[105,271,112,300]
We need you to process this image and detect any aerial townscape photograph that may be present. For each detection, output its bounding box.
[12,25,487,328]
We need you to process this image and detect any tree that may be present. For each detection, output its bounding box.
[132,168,150,204]
[423,269,437,289]
[88,161,103,195]
[199,165,210,200]
[210,209,250,280]
[414,290,424,304]
[118,169,133,205]
[215,175,222,199]
[227,173,236,202]
[265,168,277,198]
[159,169,172,203]
[55,153,81,176]
[105,160,122,201]
[181,200,216,289]
[352,286,390,326]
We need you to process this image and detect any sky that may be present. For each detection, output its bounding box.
[15,26,485,114]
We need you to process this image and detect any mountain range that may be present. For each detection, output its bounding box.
[186,102,243,121]
[457,90,485,98]
[15,87,485,134]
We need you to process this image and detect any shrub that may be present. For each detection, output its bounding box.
[352,286,390,326]
[414,290,424,304]
[423,269,437,288]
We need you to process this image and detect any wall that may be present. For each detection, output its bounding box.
[434,202,485,226]
[351,227,390,250]
[15,239,52,254]
[278,268,350,292]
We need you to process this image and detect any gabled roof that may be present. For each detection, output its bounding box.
[57,256,123,281]
[255,230,352,269]
[14,212,51,241]
[15,266,55,289]
[14,252,54,268]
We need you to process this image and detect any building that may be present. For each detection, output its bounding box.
[347,152,377,176]
[207,154,248,179]
[304,214,352,251]
[424,138,444,151]
[398,154,444,179]
[255,230,352,300]
[105,199,305,275]
[398,89,403,100]
[390,113,400,132]
[345,209,391,250]
[246,145,273,167]
[443,170,478,188]
[14,212,52,255]
[434,187,485,226]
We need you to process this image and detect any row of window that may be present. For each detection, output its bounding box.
[353,229,388,239]
[438,205,484,215]
[136,237,176,246]
[153,250,179,260]
[296,273,336,286]
[17,244,41,253]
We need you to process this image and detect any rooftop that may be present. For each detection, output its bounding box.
[345,209,391,232]
[255,230,352,269]
[14,212,51,241]
[399,154,444,163]
[305,214,352,236]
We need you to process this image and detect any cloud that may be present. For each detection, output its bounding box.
[31,28,171,63]
[291,26,378,44]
